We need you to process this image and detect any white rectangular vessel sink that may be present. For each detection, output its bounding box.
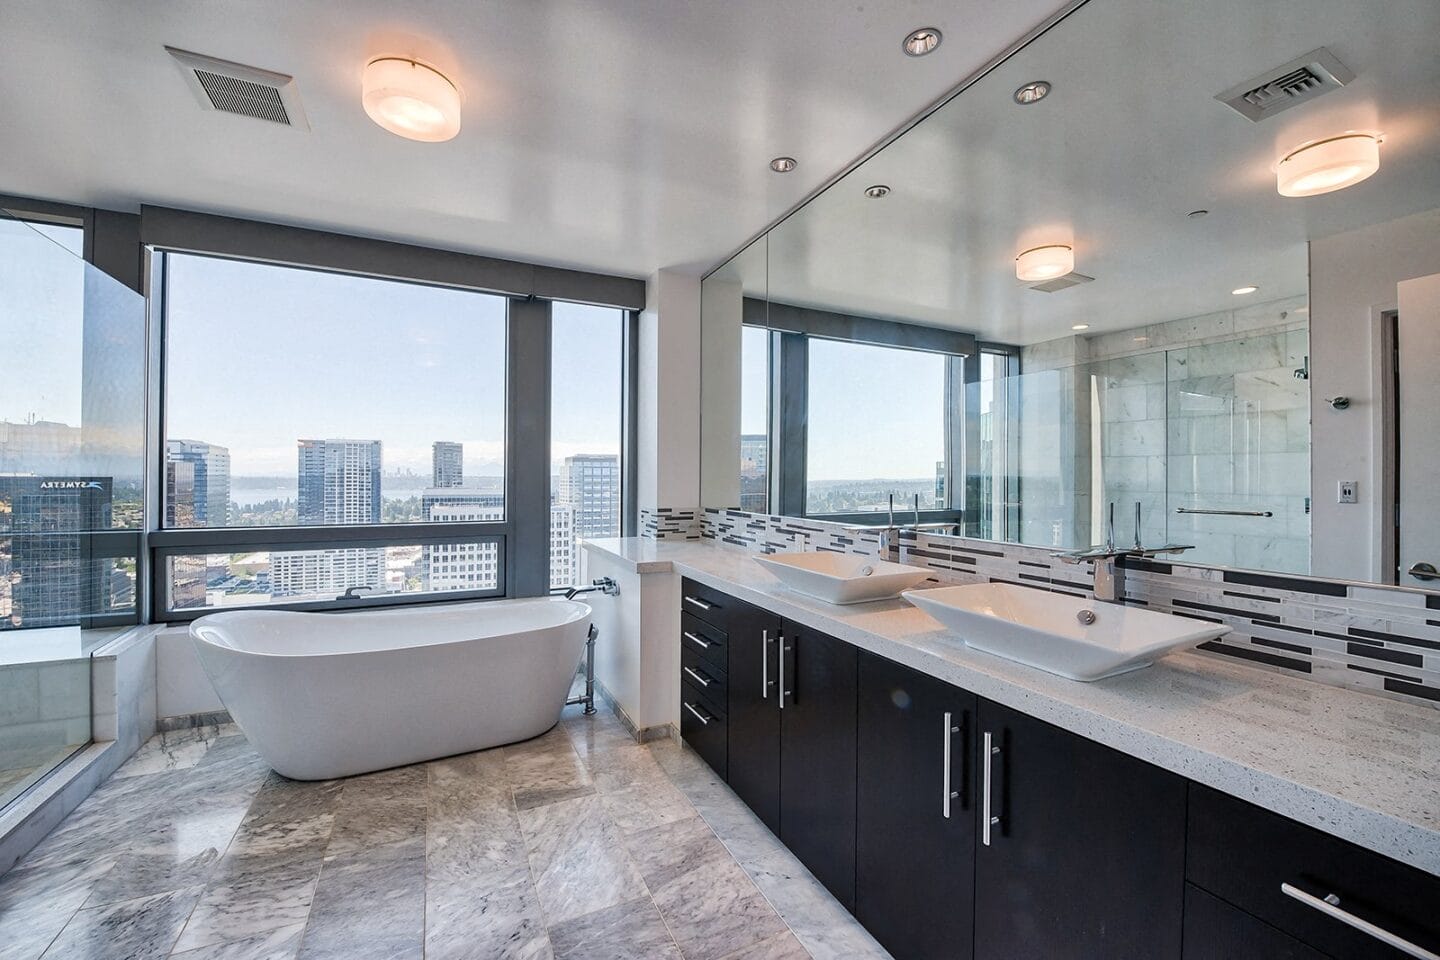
[903,582,1230,681]
[754,551,933,605]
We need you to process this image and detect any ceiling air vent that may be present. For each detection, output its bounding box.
[1028,272,1094,293]
[166,46,309,129]
[1215,47,1353,122]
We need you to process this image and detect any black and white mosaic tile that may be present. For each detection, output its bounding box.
[700,508,1440,710]
[640,508,701,540]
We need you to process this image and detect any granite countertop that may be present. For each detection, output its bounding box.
[582,537,1440,876]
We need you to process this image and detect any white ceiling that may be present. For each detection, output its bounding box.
[737,0,1440,344]
[0,0,1070,279]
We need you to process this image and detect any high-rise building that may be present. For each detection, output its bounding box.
[432,441,463,488]
[272,439,383,599]
[0,475,113,628]
[165,439,231,527]
[739,434,768,512]
[418,489,572,590]
[557,454,620,585]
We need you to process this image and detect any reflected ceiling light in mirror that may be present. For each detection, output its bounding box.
[1013,81,1051,105]
[362,57,462,142]
[903,28,942,57]
[1015,244,1074,282]
[1071,324,1090,331]
[1276,134,1380,197]
[1232,285,1259,295]
[770,156,797,173]
[864,184,891,198]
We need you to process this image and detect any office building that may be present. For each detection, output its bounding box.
[0,475,113,628]
[432,441,463,488]
[165,439,231,527]
[272,439,383,599]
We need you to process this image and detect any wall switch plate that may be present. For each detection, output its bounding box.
[1338,480,1358,504]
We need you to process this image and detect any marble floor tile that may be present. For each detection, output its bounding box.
[114,726,230,779]
[547,897,682,960]
[504,728,595,811]
[585,745,696,836]
[628,816,789,960]
[717,931,814,960]
[296,838,425,960]
[737,852,888,960]
[324,767,426,857]
[426,875,552,960]
[171,846,326,953]
[168,923,305,960]
[84,806,249,907]
[562,710,638,760]
[0,856,115,960]
[517,794,645,924]
[40,885,203,960]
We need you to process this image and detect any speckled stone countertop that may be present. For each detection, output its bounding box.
[582,537,1440,876]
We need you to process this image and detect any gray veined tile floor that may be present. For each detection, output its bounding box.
[0,696,891,960]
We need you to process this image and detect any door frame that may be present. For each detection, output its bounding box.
[1370,304,1399,584]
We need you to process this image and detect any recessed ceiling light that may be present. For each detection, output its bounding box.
[1276,134,1380,197]
[1013,80,1051,105]
[1015,244,1074,282]
[362,57,461,142]
[1186,209,1209,219]
[903,28,942,57]
[1072,323,1091,331]
[1133,335,1150,343]
[770,156,797,173]
[864,184,891,199]
[1232,285,1259,295]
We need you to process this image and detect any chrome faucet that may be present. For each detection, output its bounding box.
[338,585,376,600]
[1053,501,1194,603]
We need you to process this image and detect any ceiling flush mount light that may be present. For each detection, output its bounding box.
[1015,244,1074,282]
[864,184,891,199]
[1232,285,1259,295]
[363,57,461,142]
[770,156,797,173]
[1071,323,1090,331]
[1013,80,1051,105]
[903,28,942,57]
[1276,133,1380,197]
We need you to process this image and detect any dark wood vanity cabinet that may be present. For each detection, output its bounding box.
[722,601,782,833]
[973,699,1187,960]
[856,651,977,960]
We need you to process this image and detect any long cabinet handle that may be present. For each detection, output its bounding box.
[778,634,787,710]
[683,701,713,726]
[1281,883,1440,960]
[982,731,1001,846]
[683,666,711,687]
[761,629,769,699]
[942,711,960,819]
[683,595,713,611]
[682,630,710,649]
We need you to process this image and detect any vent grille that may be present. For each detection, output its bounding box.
[193,70,291,124]
[1028,272,1094,293]
[166,46,309,130]
[1216,48,1353,122]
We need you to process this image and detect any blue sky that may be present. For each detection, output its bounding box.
[0,219,87,425]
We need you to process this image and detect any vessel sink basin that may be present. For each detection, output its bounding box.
[754,552,933,605]
[903,582,1230,680]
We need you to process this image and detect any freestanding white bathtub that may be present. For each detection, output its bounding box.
[190,598,592,780]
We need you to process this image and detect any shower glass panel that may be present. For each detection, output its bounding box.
[1,210,145,809]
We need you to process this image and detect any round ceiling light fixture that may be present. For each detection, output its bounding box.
[770,156,797,173]
[1232,285,1259,296]
[1276,134,1380,197]
[1015,244,1074,282]
[903,27,942,57]
[362,57,462,142]
[1013,80,1051,105]
[864,184,891,199]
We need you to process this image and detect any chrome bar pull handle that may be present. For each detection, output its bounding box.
[682,631,710,649]
[1281,883,1440,960]
[683,595,713,611]
[1175,507,1274,518]
[683,701,712,726]
[982,731,1001,846]
[778,634,787,710]
[761,629,771,699]
[683,666,711,687]
[942,711,960,819]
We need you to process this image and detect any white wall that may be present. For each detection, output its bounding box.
[581,549,679,733]
[1310,207,1440,581]
[156,626,224,718]
[639,269,703,511]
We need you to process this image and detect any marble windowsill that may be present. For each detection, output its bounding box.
[580,537,1440,877]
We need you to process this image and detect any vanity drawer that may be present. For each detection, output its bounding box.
[680,679,727,778]
[680,577,736,630]
[681,611,727,670]
[1186,785,1440,959]
[681,644,726,702]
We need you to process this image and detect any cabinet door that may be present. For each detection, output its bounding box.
[974,699,1186,960]
[725,604,783,833]
[779,618,858,911]
[1182,885,1331,960]
[856,651,977,960]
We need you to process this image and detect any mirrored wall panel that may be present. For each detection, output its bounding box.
[700,0,1440,587]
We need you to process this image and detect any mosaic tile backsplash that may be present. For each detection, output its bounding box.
[701,508,1440,711]
[641,507,701,540]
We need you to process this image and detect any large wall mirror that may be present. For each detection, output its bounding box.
[699,0,1440,588]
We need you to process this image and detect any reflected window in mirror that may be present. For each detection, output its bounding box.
[739,326,771,513]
